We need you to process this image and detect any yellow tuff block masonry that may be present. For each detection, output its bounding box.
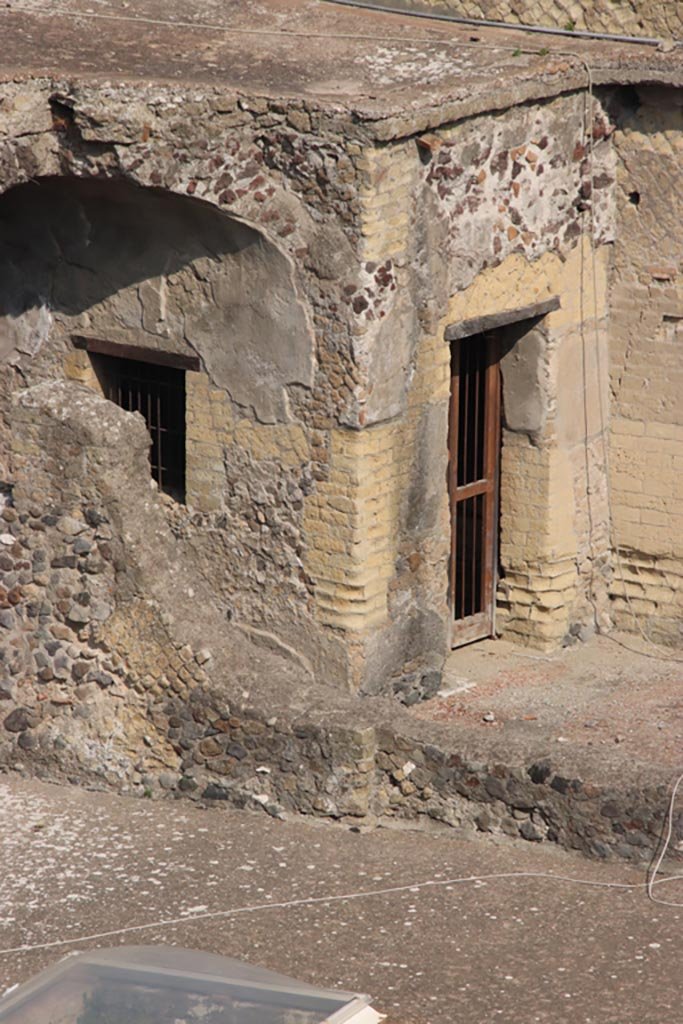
[357,142,416,263]
[304,423,400,630]
[186,371,311,513]
[609,99,683,645]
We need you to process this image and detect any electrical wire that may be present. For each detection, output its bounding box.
[0,2,551,49]
[0,769,681,958]
[1,1,666,66]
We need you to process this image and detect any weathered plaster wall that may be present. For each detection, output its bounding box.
[0,175,346,681]
[608,86,683,646]
[0,79,372,691]
[377,0,683,39]
[332,90,616,682]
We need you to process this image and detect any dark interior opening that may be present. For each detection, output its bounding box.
[91,353,186,502]
[451,336,493,621]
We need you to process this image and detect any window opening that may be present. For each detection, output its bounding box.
[91,353,187,502]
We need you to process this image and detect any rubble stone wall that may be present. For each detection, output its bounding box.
[0,78,373,691]
[0,80,621,704]
[608,86,683,646]
[344,90,616,677]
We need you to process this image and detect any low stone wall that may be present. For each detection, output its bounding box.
[0,357,677,866]
[3,566,675,863]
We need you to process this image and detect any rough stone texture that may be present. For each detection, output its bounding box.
[0,373,677,863]
[0,80,363,692]
[0,68,625,698]
[3,776,681,1024]
[377,0,683,39]
[0,2,682,852]
[0,377,678,862]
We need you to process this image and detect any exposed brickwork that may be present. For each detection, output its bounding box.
[608,87,683,646]
[304,424,399,636]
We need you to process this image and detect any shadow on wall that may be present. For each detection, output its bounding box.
[0,176,314,422]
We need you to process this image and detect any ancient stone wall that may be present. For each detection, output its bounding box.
[374,0,683,39]
[1,71,672,712]
[607,85,683,646]
[0,79,373,691]
[1,74,682,854]
[339,90,616,677]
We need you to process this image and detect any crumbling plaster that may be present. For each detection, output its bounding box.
[1,69,673,730]
[0,178,315,424]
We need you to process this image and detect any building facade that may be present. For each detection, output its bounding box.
[0,6,682,773]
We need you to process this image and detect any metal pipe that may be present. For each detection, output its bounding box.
[321,0,669,48]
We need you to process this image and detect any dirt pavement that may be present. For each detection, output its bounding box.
[0,775,682,1024]
[419,633,683,771]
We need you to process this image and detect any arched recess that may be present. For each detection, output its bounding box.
[0,175,314,423]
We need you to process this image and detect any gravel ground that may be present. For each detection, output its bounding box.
[1,775,682,1024]
[419,633,683,770]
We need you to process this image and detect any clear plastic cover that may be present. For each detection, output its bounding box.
[0,946,373,1024]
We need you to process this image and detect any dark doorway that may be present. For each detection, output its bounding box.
[92,352,187,502]
[448,332,501,647]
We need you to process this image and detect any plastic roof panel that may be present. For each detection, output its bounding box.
[0,946,379,1024]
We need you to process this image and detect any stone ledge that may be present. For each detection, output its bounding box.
[5,634,678,865]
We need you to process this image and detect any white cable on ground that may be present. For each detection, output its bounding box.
[647,769,683,908]
[0,769,681,959]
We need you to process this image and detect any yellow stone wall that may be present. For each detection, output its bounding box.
[609,89,683,645]
[435,241,611,649]
[301,237,612,657]
[357,141,416,264]
[303,423,401,633]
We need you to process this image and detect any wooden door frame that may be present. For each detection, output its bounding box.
[445,297,560,649]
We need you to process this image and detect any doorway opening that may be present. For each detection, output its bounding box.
[446,296,560,649]
[448,331,501,647]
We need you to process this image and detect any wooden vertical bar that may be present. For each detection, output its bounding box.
[482,334,500,622]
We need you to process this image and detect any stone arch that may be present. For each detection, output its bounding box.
[0,175,314,422]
